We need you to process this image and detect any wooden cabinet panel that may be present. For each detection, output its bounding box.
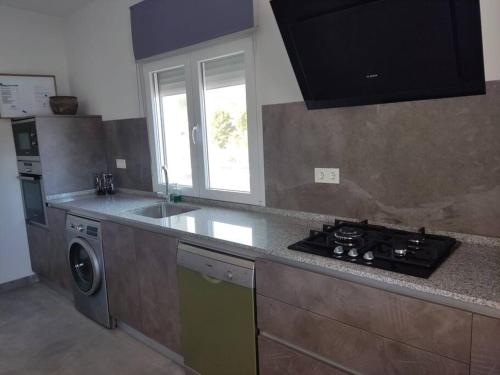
[471,314,500,374]
[257,295,469,375]
[259,336,347,375]
[102,222,143,331]
[102,222,182,354]
[26,224,50,278]
[256,259,472,363]
[36,117,107,196]
[46,207,72,291]
[135,229,181,353]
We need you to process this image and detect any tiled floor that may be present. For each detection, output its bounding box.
[0,283,186,375]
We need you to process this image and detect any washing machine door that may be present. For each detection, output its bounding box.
[68,238,102,296]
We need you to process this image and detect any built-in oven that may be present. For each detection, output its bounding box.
[12,117,39,160]
[17,160,47,227]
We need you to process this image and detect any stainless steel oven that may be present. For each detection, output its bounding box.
[18,160,47,227]
[12,117,39,160]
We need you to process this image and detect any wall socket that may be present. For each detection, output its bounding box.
[116,159,127,169]
[315,168,340,184]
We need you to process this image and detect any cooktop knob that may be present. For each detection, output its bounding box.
[395,248,407,257]
[363,251,374,261]
[348,248,359,258]
[334,246,344,256]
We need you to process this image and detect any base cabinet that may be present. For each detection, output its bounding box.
[26,224,50,278]
[46,207,72,291]
[136,230,181,353]
[471,314,500,374]
[256,259,472,375]
[102,223,143,331]
[26,208,72,292]
[259,336,347,375]
[102,222,181,354]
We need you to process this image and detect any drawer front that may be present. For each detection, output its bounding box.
[257,295,469,375]
[256,259,472,363]
[471,314,500,374]
[259,336,347,375]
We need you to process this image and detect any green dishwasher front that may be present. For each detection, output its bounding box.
[177,243,257,375]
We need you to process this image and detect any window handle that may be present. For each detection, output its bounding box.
[191,125,199,145]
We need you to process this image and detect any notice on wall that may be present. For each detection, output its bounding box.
[0,75,56,118]
[0,84,21,115]
[34,85,52,112]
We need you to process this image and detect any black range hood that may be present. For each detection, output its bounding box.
[271,0,486,109]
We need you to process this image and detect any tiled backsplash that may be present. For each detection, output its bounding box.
[263,81,500,237]
[103,118,153,192]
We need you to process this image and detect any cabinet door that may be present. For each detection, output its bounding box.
[46,207,72,291]
[135,229,181,353]
[102,222,143,331]
[256,259,472,363]
[471,314,500,374]
[26,224,50,278]
[258,294,469,375]
[259,336,347,375]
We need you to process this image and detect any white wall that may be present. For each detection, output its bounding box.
[0,121,33,284]
[480,0,500,81]
[0,6,73,283]
[63,0,500,121]
[64,0,142,121]
[0,6,71,95]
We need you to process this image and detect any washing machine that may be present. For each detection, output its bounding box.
[66,214,113,328]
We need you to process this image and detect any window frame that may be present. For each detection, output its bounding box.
[142,36,264,206]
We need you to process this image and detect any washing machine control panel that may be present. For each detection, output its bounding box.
[67,216,101,239]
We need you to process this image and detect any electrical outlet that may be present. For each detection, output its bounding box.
[116,159,127,169]
[315,168,340,184]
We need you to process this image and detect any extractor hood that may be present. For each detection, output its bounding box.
[271,0,486,109]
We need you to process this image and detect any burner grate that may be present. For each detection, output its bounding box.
[288,219,458,278]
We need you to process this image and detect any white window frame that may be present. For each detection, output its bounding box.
[141,36,264,206]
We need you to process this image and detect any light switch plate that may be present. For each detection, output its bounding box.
[315,168,340,184]
[116,159,127,169]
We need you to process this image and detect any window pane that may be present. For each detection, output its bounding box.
[201,53,250,193]
[157,67,192,187]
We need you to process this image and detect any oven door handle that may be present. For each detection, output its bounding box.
[18,175,39,181]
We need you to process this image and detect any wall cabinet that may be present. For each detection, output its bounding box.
[256,259,472,375]
[102,222,181,354]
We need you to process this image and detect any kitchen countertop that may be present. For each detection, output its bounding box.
[48,193,500,318]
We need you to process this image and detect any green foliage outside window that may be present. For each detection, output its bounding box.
[211,110,247,149]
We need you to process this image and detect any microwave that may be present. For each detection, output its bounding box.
[12,117,39,159]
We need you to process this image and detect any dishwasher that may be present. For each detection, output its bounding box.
[177,243,257,375]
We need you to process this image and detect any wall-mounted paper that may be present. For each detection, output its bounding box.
[0,84,21,115]
[0,75,56,118]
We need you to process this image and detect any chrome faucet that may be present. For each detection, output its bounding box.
[161,165,170,202]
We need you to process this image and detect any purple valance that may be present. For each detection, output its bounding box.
[130,0,254,60]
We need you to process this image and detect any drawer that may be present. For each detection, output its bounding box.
[471,314,500,374]
[256,259,472,363]
[257,295,469,375]
[259,335,347,375]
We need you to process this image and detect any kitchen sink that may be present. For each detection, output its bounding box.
[129,203,199,219]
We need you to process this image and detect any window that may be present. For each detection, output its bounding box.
[143,37,264,205]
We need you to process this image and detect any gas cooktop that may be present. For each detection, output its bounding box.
[288,220,459,278]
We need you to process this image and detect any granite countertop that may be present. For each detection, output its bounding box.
[48,193,500,318]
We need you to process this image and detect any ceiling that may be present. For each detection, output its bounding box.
[0,0,93,17]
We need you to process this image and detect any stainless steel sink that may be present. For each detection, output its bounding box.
[129,203,198,219]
